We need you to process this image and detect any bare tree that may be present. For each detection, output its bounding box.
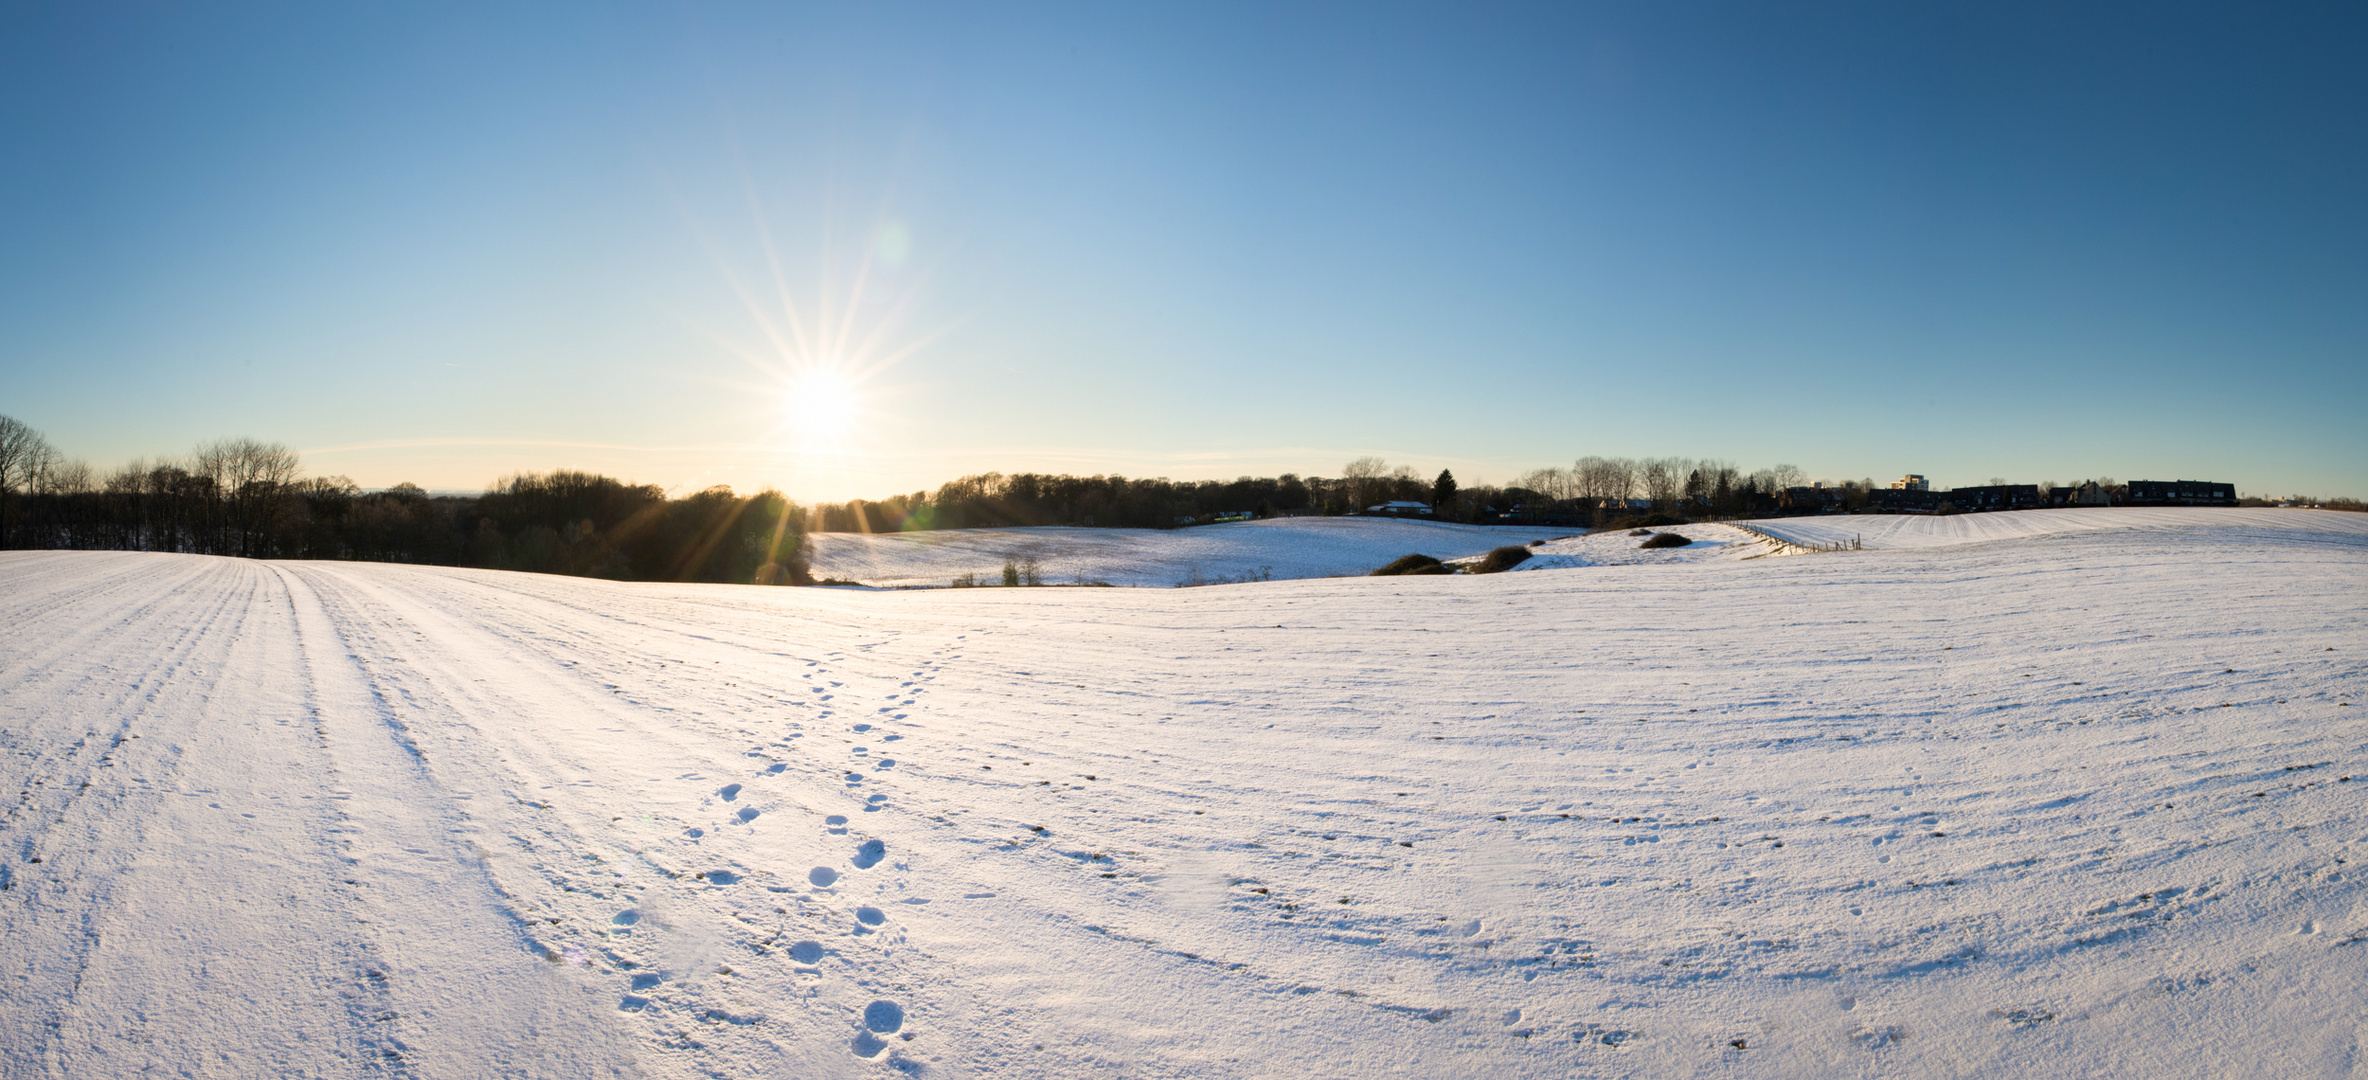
[1513,467,1570,500]
[1575,455,1642,505]
[37,458,93,495]
[1642,458,1685,508]
[1342,457,1389,511]
[1605,457,1638,504]
[196,437,303,556]
[0,415,58,547]
[1768,463,1805,491]
[1572,457,1606,503]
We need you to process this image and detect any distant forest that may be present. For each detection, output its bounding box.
[818,456,1817,531]
[1,416,2355,585]
[0,417,808,585]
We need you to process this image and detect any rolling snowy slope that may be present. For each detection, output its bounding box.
[804,517,1574,587]
[1483,522,1764,569]
[1742,506,2368,551]
[1,511,2362,1078]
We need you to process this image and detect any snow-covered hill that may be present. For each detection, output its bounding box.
[1743,506,2368,551]
[804,517,1575,587]
[2,509,2361,1078]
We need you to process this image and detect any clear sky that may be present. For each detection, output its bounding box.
[3,2,2362,501]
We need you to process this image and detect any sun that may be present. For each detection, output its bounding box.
[785,368,862,447]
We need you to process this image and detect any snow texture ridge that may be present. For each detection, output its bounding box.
[0,507,2362,1078]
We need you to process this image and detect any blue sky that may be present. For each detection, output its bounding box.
[3,2,2361,500]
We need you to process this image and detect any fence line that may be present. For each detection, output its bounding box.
[1731,523,1862,555]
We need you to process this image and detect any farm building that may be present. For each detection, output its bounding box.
[2125,480,2235,506]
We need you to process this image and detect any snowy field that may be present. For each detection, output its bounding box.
[1482,522,1762,570]
[2,509,2363,1078]
[1743,506,2368,552]
[804,517,1575,587]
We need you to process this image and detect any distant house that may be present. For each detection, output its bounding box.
[1779,486,1845,512]
[2125,480,2235,506]
[1867,487,1943,512]
[1890,474,1930,491]
[1943,484,2044,512]
[2068,481,2113,506]
[1363,501,1434,517]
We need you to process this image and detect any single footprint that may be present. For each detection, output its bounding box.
[853,839,886,869]
[719,784,743,801]
[790,940,825,964]
[864,999,905,1033]
[851,1032,887,1058]
[764,764,786,775]
[684,828,705,839]
[856,906,886,926]
[630,972,663,991]
[852,723,873,733]
[736,807,760,823]
[810,866,841,887]
[611,909,641,926]
[702,870,740,885]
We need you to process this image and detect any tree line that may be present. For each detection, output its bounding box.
[0,416,809,584]
[7,413,2357,578]
[812,456,1823,532]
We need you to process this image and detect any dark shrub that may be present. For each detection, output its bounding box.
[1403,563,1452,575]
[1640,532,1692,549]
[1372,553,1444,576]
[1630,528,1653,536]
[1468,545,1534,573]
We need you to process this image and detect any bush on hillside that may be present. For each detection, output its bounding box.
[1372,553,1444,576]
[1640,531,1692,549]
[1468,545,1535,573]
[1630,528,1653,536]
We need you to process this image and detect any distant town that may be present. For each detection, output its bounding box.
[1790,475,2237,514]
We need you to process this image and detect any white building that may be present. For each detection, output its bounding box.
[1890,474,1929,491]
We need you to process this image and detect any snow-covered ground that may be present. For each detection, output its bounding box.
[1743,506,2368,551]
[1478,522,1763,570]
[804,517,1575,587]
[2,508,2363,1078]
